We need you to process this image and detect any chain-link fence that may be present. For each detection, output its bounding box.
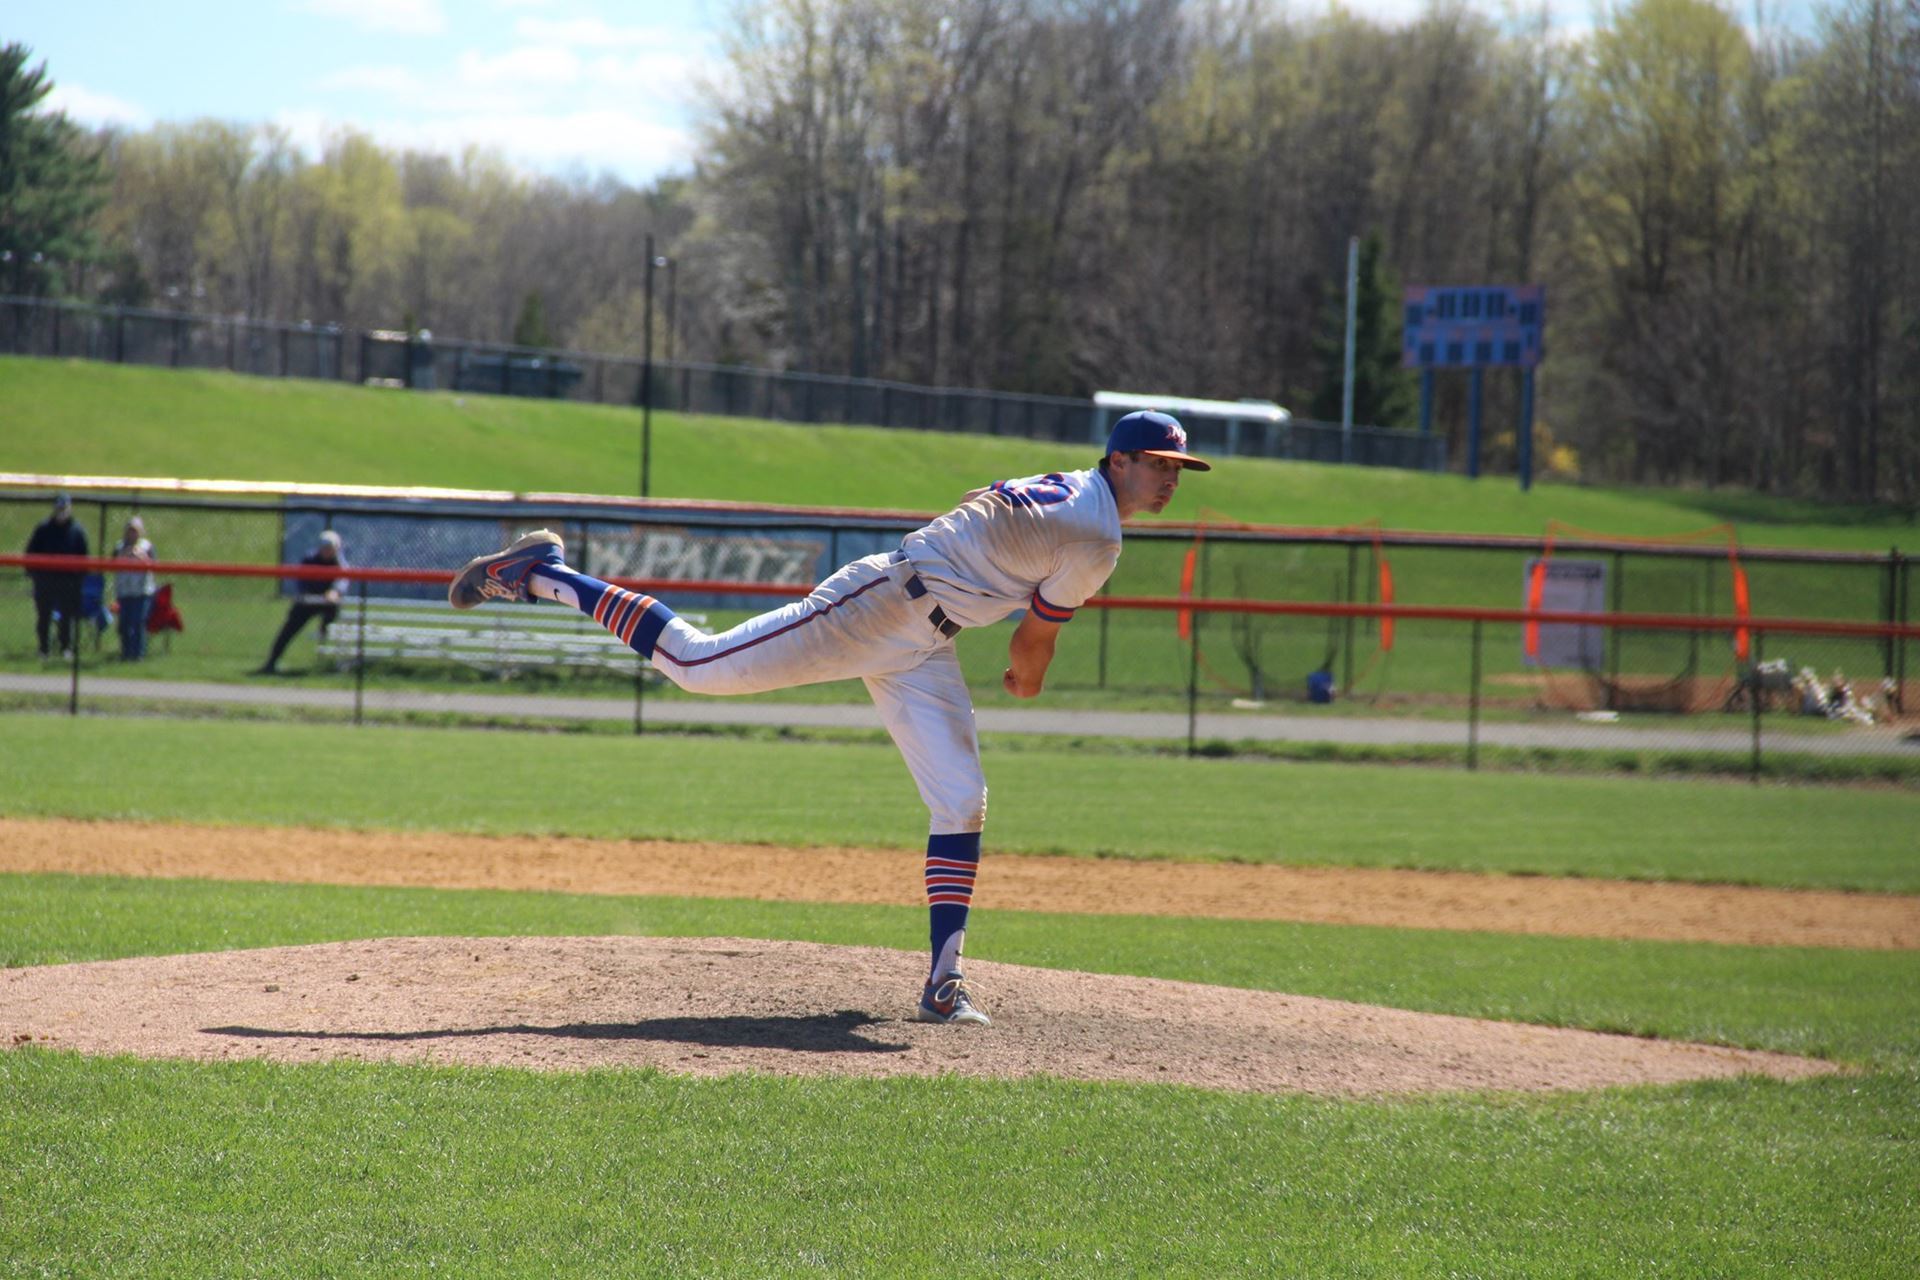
[3,488,1912,777]
[2,295,1442,470]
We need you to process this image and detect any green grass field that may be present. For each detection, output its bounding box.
[5,358,1919,1274]
[6,355,1916,548]
[5,717,1917,887]
[4,714,1919,1274]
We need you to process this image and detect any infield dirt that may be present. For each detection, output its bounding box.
[3,817,1897,1094]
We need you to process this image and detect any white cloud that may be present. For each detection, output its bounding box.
[293,0,449,36]
[45,83,150,128]
[513,16,673,46]
[414,108,695,176]
[315,65,430,99]
[455,46,583,88]
[284,105,696,181]
[585,47,714,92]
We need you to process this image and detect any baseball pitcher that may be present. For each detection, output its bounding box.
[449,411,1209,1025]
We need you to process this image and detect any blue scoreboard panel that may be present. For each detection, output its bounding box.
[1402,284,1545,369]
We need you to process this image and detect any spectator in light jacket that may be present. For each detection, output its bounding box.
[112,516,157,660]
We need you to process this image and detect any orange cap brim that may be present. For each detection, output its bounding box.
[1143,449,1211,472]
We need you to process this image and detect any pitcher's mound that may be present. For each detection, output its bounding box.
[2,936,1838,1096]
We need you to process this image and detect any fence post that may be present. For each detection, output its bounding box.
[1097,580,1111,690]
[1883,546,1899,695]
[1342,543,1359,694]
[1467,620,1482,771]
[1897,549,1908,715]
[1750,629,1763,784]
[67,613,81,715]
[353,579,368,727]
[1186,602,1201,758]
[1607,551,1626,710]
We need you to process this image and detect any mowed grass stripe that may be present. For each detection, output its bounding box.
[6,817,1916,951]
[6,873,1918,1069]
[3,715,1915,890]
[4,1050,1914,1279]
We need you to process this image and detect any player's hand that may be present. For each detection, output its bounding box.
[1003,667,1042,699]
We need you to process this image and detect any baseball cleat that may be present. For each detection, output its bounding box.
[448,529,565,609]
[915,973,990,1026]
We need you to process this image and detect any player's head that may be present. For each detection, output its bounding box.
[1103,411,1210,473]
[317,529,343,560]
[51,491,72,523]
[1102,411,1208,517]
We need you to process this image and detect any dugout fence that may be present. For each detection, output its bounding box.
[3,483,1909,726]
[4,532,1913,779]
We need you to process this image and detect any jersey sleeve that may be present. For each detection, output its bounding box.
[1031,540,1120,623]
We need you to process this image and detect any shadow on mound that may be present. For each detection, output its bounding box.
[3,935,1846,1094]
[203,1010,907,1055]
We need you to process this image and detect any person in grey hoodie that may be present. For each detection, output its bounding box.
[112,516,157,660]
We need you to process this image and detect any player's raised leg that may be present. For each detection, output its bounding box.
[452,531,935,698]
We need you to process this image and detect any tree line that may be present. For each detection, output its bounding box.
[2,0,1916,502]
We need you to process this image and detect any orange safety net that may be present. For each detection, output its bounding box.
[1525,520,1746,659]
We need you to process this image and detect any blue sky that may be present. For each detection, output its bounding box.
[16,0,1821,188]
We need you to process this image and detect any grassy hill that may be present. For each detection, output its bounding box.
[2,356,1912,551]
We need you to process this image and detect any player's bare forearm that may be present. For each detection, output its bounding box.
[1002,613,1061,699]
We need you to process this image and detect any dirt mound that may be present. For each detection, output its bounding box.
[2,936,1839,1096]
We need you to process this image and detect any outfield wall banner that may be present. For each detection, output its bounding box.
[278,509,886,610]
[585,527,832,602]
[1522,558,1606,669]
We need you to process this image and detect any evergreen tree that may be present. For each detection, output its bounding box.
[512,292,552,349]
[1308,232,1417,428]
[0,44,107,298]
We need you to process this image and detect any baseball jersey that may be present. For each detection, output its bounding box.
[898,466,1122,630]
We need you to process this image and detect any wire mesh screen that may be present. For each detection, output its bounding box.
[2,490,1911,778]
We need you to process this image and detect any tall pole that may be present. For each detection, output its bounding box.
[1341,236,1358,466]
[1467,367,1485,479]
[1518,365,1536,491]
[641,234,656,499]
[665,259,678,365]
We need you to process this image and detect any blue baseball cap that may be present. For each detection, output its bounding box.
[1105,411,1211,471]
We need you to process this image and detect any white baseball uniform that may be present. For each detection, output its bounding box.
[596,467,1122,833]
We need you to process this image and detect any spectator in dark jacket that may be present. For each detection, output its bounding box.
[256,530,347,674]
[25,492,88,660]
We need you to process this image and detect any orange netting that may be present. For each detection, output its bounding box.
[1527,520,1748,713]
[1180,512,1395,701]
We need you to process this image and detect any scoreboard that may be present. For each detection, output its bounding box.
[1402,284,1545,369]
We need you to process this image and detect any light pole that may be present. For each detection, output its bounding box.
[1340,235,1358,466]
[640,237,669,498]
[666,258,678,365]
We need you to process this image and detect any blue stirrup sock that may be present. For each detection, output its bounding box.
[527,562,676,659]
[925,831,981,980]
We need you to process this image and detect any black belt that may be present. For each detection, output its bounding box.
[892,553,962,638]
